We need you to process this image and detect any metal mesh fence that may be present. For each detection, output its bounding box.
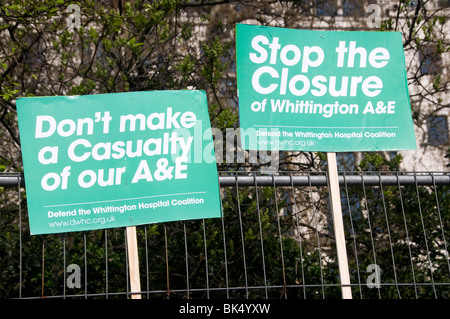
[0,171,449,299]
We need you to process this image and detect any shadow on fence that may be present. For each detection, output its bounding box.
[0,171,449,299]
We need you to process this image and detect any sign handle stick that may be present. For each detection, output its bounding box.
[126,226,142,299]
[326,152,352,299]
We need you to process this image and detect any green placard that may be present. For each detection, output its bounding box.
[17,90,222,235]
[236,24,417,151]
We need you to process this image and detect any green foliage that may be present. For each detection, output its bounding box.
[380,17,394,31]
[359,153,403,171]
[210,104,239,130]
[343,181,450,298]
[201,37,232,87]
[433,74,442,91]
[0,83,20,101]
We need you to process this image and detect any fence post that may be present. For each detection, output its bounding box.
[327,152,352,299]
[126,226,142,299]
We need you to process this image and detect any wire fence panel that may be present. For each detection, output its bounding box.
[0,171,449,299]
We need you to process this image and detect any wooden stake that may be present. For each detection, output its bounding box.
[126,226,142,299]
[326,152,352,299]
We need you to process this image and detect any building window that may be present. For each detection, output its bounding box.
[419,44,442,76]
[438,0,450,7]
[316,0,338,16]
[342,0,365,17]
[302,0,338,16]
[336,152,356,171]
[427,116,449,146]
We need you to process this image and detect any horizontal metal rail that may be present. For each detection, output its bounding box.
[219,173,450,187]
[0,173,23,187]
[1,172,448,188]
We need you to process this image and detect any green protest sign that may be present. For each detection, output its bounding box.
[236,24,417,151]
[17,90,222,235]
